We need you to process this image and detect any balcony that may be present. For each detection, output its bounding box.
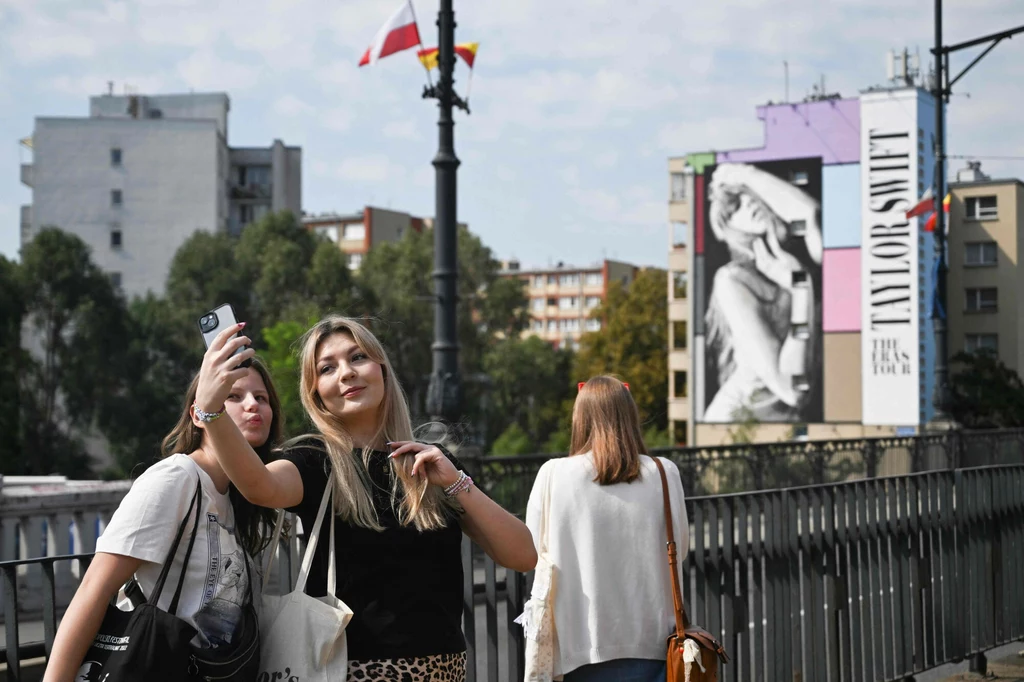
[20,164,32,188]
[229,181,272,200]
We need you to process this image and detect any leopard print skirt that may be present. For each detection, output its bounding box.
[347,652,467,681]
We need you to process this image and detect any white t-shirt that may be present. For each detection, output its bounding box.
[96,454,259,648]
[525,454,689,677]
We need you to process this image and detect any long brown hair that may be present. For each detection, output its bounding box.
[161,357,284,556]
[570,375,648,485]
[294,315,455,532]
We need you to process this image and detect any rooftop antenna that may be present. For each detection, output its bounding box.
[784,60,790,103]
[107,81,114,96]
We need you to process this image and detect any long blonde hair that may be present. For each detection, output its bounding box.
[296,315,453,531]
[570,375,647,485]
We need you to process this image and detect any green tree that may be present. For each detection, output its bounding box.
[482,336,574,447]
[490,422,535,455]
[574,268,669,430]
[262,317,315,438]
[18,228,132,477]
[0,256,26,473]
[944,350,1024,428]
[358,225,527,426]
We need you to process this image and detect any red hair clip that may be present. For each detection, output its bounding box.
[622,382,630,391]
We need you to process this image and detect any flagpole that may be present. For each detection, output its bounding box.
[931,0,949,422]
[424,0,470,423]
[408,0,434,88]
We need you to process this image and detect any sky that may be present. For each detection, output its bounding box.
[1,0,1022,271]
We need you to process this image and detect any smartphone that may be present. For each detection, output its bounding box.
[197,303,252,368]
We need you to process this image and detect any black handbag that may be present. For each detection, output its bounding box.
[76,478,203,682]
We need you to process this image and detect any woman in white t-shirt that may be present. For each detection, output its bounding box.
[525,376,690,682]
[45,357,285,682]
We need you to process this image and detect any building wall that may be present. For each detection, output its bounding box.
[716,99,861,165]
[693,421,898,447]
[29,117,221,297]
[90,92,230,138]
[947,181,1024,372]
[823,332,862,421]
[368,207,415,247]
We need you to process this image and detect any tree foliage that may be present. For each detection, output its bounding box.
[944,350,1024,428]
[574,267,669,431]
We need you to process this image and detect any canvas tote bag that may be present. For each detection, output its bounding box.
[652,457,729,682]
[517,464,558,682]
[259,482,354,681]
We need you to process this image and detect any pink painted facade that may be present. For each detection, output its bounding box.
[822,248,861,332]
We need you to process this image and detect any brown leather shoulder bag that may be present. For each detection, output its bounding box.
[652,457,729,682]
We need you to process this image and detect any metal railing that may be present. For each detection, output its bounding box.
[468,428,1024,516]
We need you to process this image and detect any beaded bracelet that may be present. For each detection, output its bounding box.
[193,402,226,423]
[444,471,473,498]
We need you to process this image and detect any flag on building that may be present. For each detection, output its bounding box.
[922,193,951,233]
[358,1,422,67]
[906,188,934,219]
[417,42,480,70]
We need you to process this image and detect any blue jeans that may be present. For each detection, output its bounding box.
[563,658,666,682]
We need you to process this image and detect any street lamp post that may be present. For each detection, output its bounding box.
[423,0,469,423]
[930,1,1023,425]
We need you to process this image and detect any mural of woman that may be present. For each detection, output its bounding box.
[703,161,823,423]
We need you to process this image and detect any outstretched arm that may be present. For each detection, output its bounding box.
[194,324,304,509]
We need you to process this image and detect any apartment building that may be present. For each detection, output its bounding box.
[500,259,638,348]
[19,91,301,297]
[303,207,427,271]
[667,158,691,445]
[947,163,1024,373]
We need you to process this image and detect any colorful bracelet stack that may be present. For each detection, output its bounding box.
[443,470,473,498]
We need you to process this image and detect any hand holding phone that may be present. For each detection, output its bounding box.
[198,304,252,368]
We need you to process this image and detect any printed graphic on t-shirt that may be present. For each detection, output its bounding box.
[193,512,249,648]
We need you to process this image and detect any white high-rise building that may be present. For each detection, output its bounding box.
[19,91,301,297]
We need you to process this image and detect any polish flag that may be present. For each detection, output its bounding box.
[906,188,934,219]
[358,1,421,67]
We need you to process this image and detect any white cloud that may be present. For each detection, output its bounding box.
[320,107,356,132]
[272,94,315,117]
[177,50,262,91]
[382,119,418,139]
[315,155,407,184]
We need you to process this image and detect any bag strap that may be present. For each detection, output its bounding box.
[652,456,689,635]
[539,462,554,554]
[149,476,203,613]
[294,479,334,595]
[263,509,287,582]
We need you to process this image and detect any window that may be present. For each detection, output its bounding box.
[547,275,557,285]
[347,252,363,270]
[559,274,580,287]
[316,226,339,243]
[673,421,688,446]
[671,221,688,247]
[546,297,556,307]
[110,227,122,249]
[585,318,601,332]
[239,205,254,225]
[109,272,122,289]
[790,170,809,186]
[559,296,578,310]
[672,320,688,349]
[965,334,998,354]
[964,241,997,267]
[585,296,601,309]
[670,172,686,201]
[546,320,557,333]
[673,371,688,398]
[965,196,998,220]
[111,189,122,207]
[532,275,545,289]
[672,271,688,299]
[531,298,545,312]
[532,320,544,332]
[792,424,809,441]
[560,319,580,332]
[343,224,366,241]
[585,272,603,287]
[965,287,998,313]
[110,148,122,166]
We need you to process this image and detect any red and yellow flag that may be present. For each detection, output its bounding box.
[417,42,479,70]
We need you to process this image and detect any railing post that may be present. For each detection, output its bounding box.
[864,439,879,479]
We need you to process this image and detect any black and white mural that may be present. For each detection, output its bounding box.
[698,157,824,423]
